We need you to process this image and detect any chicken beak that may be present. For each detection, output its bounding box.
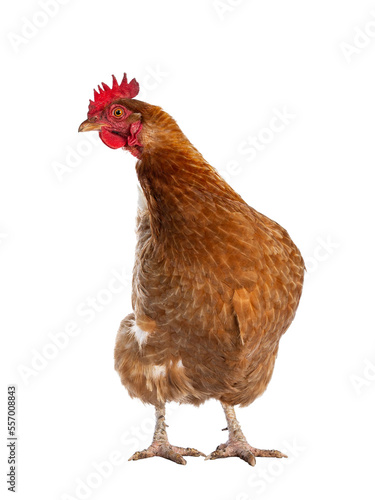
[78,119,103,133]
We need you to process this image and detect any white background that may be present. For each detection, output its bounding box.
[1,0,375,499]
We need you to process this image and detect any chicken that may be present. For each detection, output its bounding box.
[78,73,305,466]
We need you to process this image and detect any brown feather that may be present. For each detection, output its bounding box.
[114,100,304,408]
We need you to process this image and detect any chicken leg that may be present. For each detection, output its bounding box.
[129,403,205,465]
[205,402,287,466]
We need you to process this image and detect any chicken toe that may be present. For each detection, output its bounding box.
[205,402,287,466]
[205,441,257,466]
[128,404,205,465]
[205,441,286,466]
[129,442,204,465]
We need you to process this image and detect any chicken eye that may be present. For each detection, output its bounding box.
[113,107,124,118]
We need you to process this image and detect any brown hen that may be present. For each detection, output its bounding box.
[79,74,304,466]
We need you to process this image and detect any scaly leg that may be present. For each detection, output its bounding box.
[129,403,205,465]
[205,402,287,466]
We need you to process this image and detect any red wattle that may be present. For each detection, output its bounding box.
[128,121,143,147]
[99,128,127,149]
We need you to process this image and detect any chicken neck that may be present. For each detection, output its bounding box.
[134,105,242,238]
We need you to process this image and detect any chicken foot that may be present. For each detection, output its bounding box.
[128,403,205,465]
[205,402,287,466]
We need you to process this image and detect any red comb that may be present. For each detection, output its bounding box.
[88,74,139,116]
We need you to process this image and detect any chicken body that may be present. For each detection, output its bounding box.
[79,79,304,465]
[114,102,304,413]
